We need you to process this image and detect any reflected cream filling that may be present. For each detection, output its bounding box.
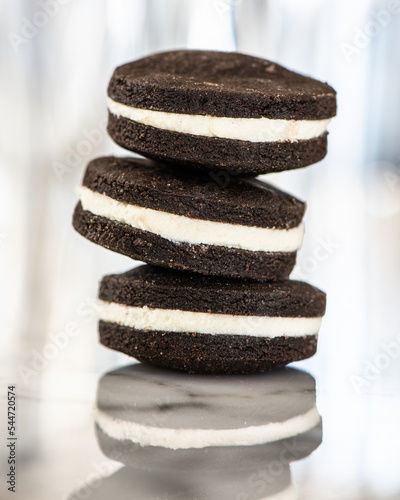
[107,97,331,143]
[78,186,304,253]
[94,404,321,449]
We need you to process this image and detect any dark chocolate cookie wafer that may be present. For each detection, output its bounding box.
[107,50,336,174]
[96,265,326,374]
[73,156,305,281]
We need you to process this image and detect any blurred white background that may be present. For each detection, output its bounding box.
[1,0,400,499]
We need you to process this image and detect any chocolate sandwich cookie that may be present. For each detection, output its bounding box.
[107,50,336,175]
[72,156,306,281]
[96,265,326,374]
[94,364,322,472]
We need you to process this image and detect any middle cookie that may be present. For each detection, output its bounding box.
[73,156,305,281]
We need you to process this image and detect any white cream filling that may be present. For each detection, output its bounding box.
[107,97,331,143]
[93,405,321,449]
[78,186,304,253]
[96,300,322,338]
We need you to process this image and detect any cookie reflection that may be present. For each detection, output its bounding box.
[69,365,322,499]
[95,364,321,471]
[69,464,295,500]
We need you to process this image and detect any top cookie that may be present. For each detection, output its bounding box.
[107,50,336,174]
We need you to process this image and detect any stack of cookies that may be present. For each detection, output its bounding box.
[72,50,336,374]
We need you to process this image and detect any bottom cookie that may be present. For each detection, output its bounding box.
[99,322,318,374]
[97,265,325,375]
